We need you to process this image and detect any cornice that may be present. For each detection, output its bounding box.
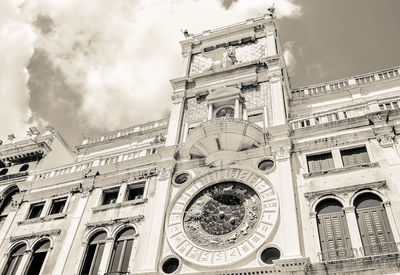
[10,229,61,243]
[85,215,144,229]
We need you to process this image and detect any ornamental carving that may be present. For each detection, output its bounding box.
[376,133,395,147]
[166,168,278,266]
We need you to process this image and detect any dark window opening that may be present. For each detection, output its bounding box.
[175,173,189,185]
[108,228,135,273]
[307,152,334,173]
[126,185,144,201]
[19,164,29,172]
[27,203,44,219]
[0,168,8,176]
[25,240,50,275]
[2,244,26,275]
[260,247,280,264]
[162,258,179,274]
[102,188,119,205]
[258,160,275,171]
[80,232,106,275]
[340,146,369,167]
[48,198,67,215]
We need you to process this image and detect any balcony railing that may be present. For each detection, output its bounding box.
[361,242,399,256]
[193,117,264,132]
[318,247,356,262]
[104,272,130,275]
[318,242,400,262]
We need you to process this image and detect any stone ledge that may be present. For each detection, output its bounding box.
[303,162,379,178]
[17,213,67,225]
[85,215,144,228]
[92,198,147,213]
[10,229,61,242]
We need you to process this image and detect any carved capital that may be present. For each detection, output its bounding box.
[272,147,291,160]
[376,133,395,148]
[171,92,186,104]
[157,167,174,180]
[343,206,355,213]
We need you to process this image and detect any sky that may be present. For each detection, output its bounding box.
[0,0,400,147]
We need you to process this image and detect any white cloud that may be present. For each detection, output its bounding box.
[0,0,47,141]
[2,0,302,139]
[283,41,296,69]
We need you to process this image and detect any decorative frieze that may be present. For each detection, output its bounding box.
[85,215,144,229]
[304,180,386,201]
[10,229,61,243]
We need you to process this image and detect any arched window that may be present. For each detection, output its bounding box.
[25,240,50,275]
[2,244,26,275]
[354,193,395,255]
[108,228,135,273]
[316,199,352,260]
[0,188,19,227]
[80,231,107,275]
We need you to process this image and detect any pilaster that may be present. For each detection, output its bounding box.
[343,207,364,257]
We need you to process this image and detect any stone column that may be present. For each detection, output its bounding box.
[382,201,400,243]
[269,71,286,126]
[0,202,18,248]
[234,97,240,119]
[52,190,90,274]
[343,207,364,257]
[166,92,185,147]
[15,249,31,275]
[117,181,128,203]
[331,148,343,168]
[263,106,269,127]
[98,237,114,274]
[265,31,277,57]
[139,168,173,273]
[309,212,323,262]
[208,103,213,120]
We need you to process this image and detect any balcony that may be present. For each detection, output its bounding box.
[181,118,267,159]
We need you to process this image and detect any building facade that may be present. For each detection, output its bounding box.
[1,12,400,275]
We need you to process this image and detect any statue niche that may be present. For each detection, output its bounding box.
[203,46,237,71]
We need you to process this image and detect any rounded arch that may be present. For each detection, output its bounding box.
[316,198,343,215]
[349,189,386,207]
[31,237,53,251]
[8,240,28,254]
[311,195,345,213]
[214,105,235,118]
[112,224,137,239]
[354,192,383,209]
[84,227,111,242]
[0,185,20,198]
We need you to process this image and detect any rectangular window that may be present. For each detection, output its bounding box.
[102,188,119,205]
[340,146,370,167]
[307,152,334,173]
[48,198,67,215]
[27,203,44,219]
[126,183,145,201]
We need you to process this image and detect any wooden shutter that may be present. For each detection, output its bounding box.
[356,206,394,255]
[317,212,351,260]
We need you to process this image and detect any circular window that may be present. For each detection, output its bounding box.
[19,164,29,172]
[258,159,275,171]
[261,247,281,264]
[0,168,8,176]
[174,173,189,185]
[162,257,180,274]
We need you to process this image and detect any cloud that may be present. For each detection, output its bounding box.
[0,0,46,141]
[283,41,296,71]
[306,63,326,79]
[3,0,302,142]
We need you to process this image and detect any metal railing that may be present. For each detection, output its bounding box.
[361,242,399,256]
[318,247,355,262]
[193,117,264,132]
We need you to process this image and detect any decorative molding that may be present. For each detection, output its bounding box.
[85,215,144,229]
[92,198,147,213]
[171,92,186,104]
[10,229,61,243]
[157,167,174,180]
[304,180,386,201]
[376,133,395,147]
[17,213,67,225]
[303,162,379,178]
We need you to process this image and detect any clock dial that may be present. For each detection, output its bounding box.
[166,168,278,266]
[183,182,260,249]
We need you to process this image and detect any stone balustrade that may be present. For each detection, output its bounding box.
[81,118,168,146]
[292,66,400,99]
[33,144,164,181]
[290,105,370,130]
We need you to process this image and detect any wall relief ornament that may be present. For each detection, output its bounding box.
[166,168,279,266]
[376,133,395,147]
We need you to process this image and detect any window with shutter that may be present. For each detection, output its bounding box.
[340,146,370,167]
[316,199,352,261]
[354,193,395,256]
[307,152,334,173]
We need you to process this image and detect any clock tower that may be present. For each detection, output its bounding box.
[155,13,308,274]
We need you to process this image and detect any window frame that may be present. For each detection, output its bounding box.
[2,243,26,275]
[101,187,120,206]
[107,227,136,273]
[79,231,107,275]
[26,202,45,220]
[24,239,51,275]
[48,197,68,216]
[125,182,145,201]
[339,146,370,167]
[306,151,335,173]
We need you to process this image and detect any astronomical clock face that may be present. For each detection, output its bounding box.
[166,168,279,266]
